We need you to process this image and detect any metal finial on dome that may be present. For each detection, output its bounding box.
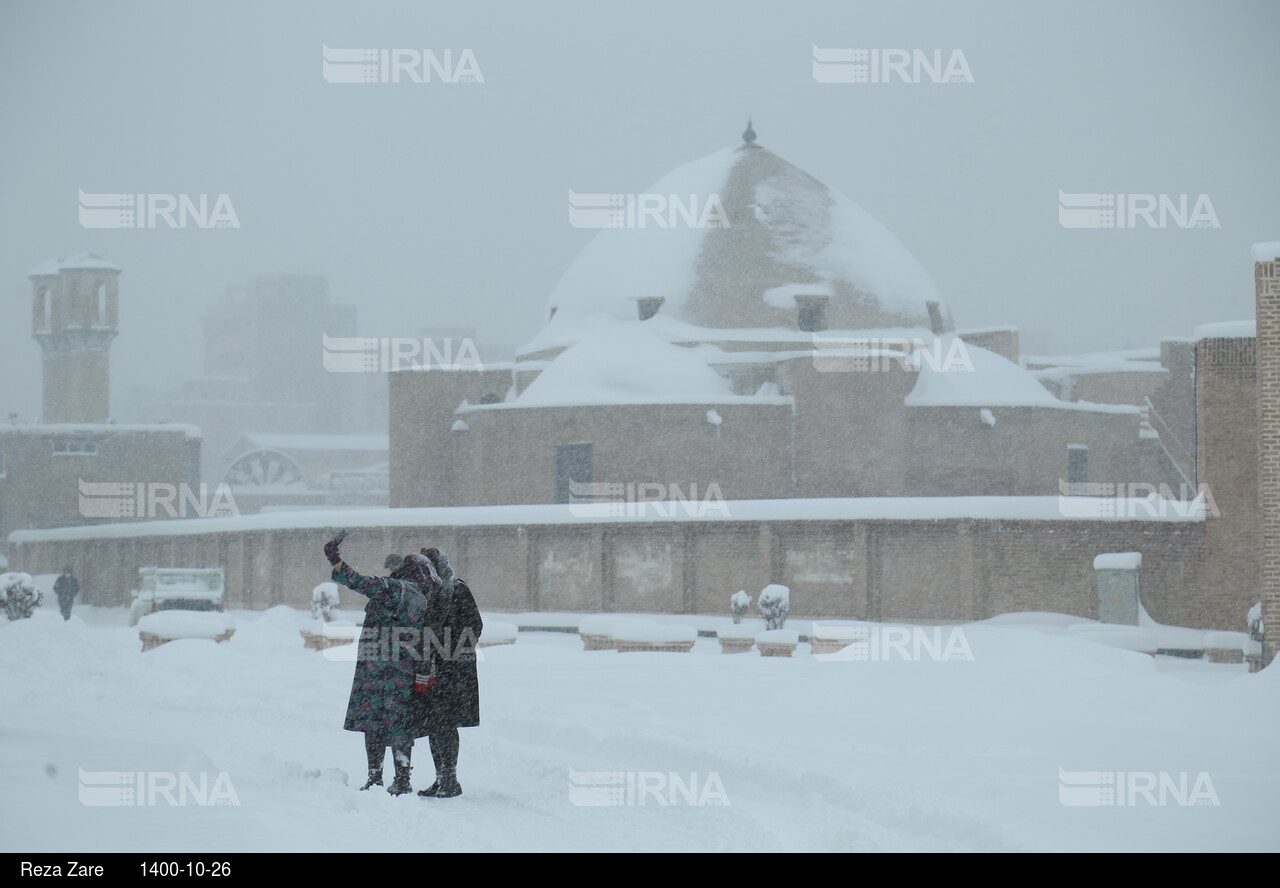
[742,117,760,148]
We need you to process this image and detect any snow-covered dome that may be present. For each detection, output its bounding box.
[528,123,952,354]
[905,339,1068,408]
[516,318,759,407]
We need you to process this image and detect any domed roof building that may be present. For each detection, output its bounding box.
[391,124,1182,509]
[524,121,951,360]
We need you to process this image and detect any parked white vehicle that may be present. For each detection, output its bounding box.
[129,567,225,626]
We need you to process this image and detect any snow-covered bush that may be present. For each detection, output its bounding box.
[1247,602,1263,642]
[758,584,790,631]
[1,572,41,621]
[730,590,751,624]
[311,582,340,623]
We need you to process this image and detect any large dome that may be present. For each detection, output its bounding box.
[526,125,952,354]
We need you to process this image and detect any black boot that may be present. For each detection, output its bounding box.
[361,732,385,790]
[387,741,414,796]
[432,730,462,798]
[417,734,446,797]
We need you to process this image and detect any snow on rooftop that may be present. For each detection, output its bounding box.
[28,252,122,275]
[239,433,388,452]
[1252,242,1280,263]
[1021,348,1161,369]
[8,494,1205,546]
[906,340,1075,409]
[547,149,739,330]
[1093,552,1142,571]
[505,317,789,408]
[1194,320,1255,341]
[0,423,202,438]
[527,141,949,355]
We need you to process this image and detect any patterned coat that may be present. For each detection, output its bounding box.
[408,560,483,733]
[333,562,429,740]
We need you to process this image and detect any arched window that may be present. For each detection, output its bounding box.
[97,282,108,325]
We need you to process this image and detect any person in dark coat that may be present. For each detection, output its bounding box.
[324,536,441,796]
[54,567,79,621]
[413,547,483,799]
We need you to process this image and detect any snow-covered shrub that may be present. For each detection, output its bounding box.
[730,590,751,624]
[758,584,790,631]
[1,572,41,621]
[1247,602,1263,642]
[311,582,340,623]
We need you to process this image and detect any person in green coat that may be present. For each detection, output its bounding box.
[324,536,441,796]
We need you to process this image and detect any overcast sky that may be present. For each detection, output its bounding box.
[2,0,1277,423]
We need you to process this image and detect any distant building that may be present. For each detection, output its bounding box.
[0,255,200,538]
[392,125,1184,507]
[124,273,388,483]
[220,432,388,512]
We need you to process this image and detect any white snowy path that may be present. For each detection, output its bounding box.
[1,604,1277,852]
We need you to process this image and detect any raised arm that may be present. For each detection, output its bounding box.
[325,535,397,601]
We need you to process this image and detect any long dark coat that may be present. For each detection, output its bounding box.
[332,562,430,741]
[409,565,483,733]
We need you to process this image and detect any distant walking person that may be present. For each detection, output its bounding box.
[413,547,483,799]
[54,567,79,621]
[324,534,442,796]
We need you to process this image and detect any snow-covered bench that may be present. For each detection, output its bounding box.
[613,622,697,653]
[299,623,361,651]
[477,620,518,648]
[808,621,872,655]
[137,611,235,652]
[1203,631,1248,665]
[578,615,619,651]
[756,627,800,658]
[715,621,758,654]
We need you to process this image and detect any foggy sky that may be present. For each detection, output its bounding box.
[2,0,1277,424]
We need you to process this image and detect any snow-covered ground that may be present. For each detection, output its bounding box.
[2,599,1277,852]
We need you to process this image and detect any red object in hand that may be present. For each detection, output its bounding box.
[414,673,438,693]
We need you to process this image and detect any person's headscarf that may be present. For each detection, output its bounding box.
[421,548,455,590]
[390,552,441,591]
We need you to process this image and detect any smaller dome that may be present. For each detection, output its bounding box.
[517,318,738,407]
[905,339,1064,408]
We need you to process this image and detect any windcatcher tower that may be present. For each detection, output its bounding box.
[29,253,121,423]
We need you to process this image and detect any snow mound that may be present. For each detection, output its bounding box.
[612,622,697,644]
[906,340,1066,408]
[137,611,234,640]
[515,318,741,407]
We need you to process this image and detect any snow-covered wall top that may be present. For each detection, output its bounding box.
[1251,242,1280,263]
[8,495,1204,545]
[1194,320,1256,341]
[0,423,202,438]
